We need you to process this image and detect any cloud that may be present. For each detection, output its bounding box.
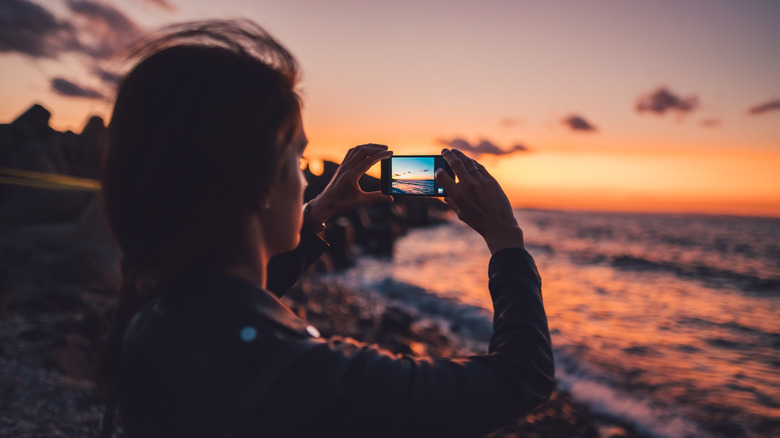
[562,114,597,132]
[501,118,523,128]
[635,87,699,115]
[0,1,142,61]
[700,118,722,128]
[65,0,143,59]
[92,65,123,85]
[139,0,178,12]
[748,98,780,116]
[438,138,529,156]
[0,0,79,58]
[51,77,105,99]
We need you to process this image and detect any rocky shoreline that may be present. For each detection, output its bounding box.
[0,208,645,438]
[285,277,647,438]
[0,248,641,437]
[1,104,647,437]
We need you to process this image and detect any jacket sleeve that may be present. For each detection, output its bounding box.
[251,247,555,438]
[266,226,329,297]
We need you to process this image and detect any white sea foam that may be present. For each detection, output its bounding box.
[554,356,707,438]
[358,272,708,438]
[324,210,780,437]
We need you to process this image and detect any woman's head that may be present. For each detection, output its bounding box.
[102,20,303,285]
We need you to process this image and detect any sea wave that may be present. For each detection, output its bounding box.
[391,179,436,195]
[555,357,707,438]
[331,210,780,437]
[560,251,780,294]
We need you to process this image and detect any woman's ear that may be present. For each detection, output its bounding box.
[259,179,277,212]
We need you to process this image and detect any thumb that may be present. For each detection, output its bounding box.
[435,168,455,193]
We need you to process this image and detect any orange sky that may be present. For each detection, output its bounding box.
[1,0,779,217]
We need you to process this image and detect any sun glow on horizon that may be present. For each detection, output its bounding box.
[493,147,780,217]
[1,0,778,218]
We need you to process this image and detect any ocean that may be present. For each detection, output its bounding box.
[322,209,780,438]
[391,178,436,195]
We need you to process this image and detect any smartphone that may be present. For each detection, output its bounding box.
[381,155,454,197]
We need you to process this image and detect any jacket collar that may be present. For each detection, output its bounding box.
[159,272,312,336]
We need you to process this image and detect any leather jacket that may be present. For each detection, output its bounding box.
[119,229,554,437]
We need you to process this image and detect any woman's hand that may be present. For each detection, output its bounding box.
[435,148,525,254]
[306,144,394,222]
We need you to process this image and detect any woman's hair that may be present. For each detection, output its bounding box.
[99,20,301,385]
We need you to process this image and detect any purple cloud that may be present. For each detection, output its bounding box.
[438,138,529,156]
[139,0,177,12]
[65,0,143,59]
[1,1,143,100]
[636,87,699,115]
[562,114,597,132]
[501,118,523,128]
[92,65,123,85]
[0,1,142,61]
[748,98,780,116]
[700,118,722,128]
[0,0,79,58]
[51,77,104,99]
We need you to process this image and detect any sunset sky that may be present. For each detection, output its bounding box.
[392,157,436,180]
[1,0,779,216]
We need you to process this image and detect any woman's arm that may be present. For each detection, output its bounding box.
[265,226,330,295]
[304,143,393,224]
[251,247,553,437]
[266,144,393,296]
[435,148,525,254]
[258,150,553,436]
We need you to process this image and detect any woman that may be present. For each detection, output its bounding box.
[101,20,553,438]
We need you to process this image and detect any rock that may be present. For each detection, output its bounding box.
[81,115,105,138]
[323,218,355,270]
[77,308,110,349]
[62,115,106,178]
[48,244,118,292]
[0,265,9,317]
[377,333,415,356]
[18,326,54,342]
[48,333,93,381]
[11,104,54,139]
[603,426,631,438]
[0,105,102,228]
[379,307,413,337]
[43,284,84,311]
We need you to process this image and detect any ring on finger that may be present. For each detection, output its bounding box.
[467,165,478,174]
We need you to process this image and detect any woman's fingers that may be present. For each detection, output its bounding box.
[355,150,392,175]
[449,149,481,178]
[344,143,387,162]
[435,148,522,252]
[307,144,394,221]
[473,161,497,184]
[441,148,471,181]
[340,144,390,175]
[434,167,455,192]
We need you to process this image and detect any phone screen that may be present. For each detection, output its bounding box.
[381,155,452,197]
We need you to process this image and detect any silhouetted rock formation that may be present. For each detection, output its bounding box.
[11,104,54,139]
[65,115,106,179]
[0,105,106,228]
[1,104,105,178]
